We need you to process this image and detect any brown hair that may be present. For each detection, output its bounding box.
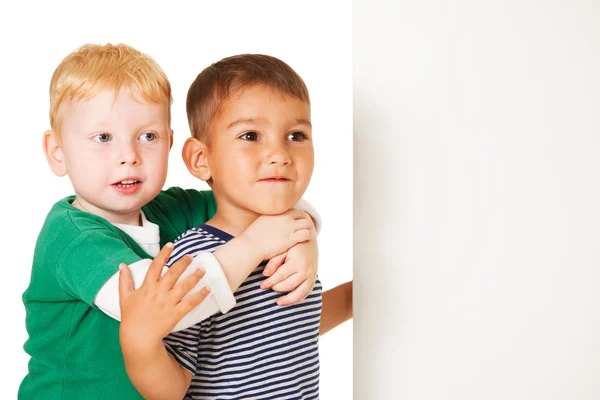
[186,54,310,142]
[50,43,172,138]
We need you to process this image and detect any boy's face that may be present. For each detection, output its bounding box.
[48,88,172,224]
[204,84,314,216]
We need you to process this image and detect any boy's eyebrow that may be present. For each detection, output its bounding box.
[226,117,312,128]
[226,117,267,128]
[292,119,312,128]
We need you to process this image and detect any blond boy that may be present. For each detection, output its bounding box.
[19,44,320,400]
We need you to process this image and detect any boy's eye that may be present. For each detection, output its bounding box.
[93,133,111,143]
[139,132,156,141]
[240,131,259,141]
[287,131,307,142]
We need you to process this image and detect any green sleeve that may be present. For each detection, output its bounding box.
[143,187,217,245]
[55,229,143,306]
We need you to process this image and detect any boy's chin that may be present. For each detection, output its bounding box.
[250,199,299,216]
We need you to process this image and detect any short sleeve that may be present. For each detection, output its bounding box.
[56,229,144,306]
[163,325,200,375]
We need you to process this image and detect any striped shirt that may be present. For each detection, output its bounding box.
[163,224,323,400]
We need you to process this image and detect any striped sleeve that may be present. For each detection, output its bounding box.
[163,325,201,375]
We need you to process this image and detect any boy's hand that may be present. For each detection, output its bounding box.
[239,208,314,261]
[118,243,211,352]
[261,236,319,306]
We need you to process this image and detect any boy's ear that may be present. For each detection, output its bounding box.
[182,137,212,181]
[169,129,174,150]
[43,130,67,177]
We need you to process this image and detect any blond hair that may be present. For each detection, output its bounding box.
[49,43,172,137]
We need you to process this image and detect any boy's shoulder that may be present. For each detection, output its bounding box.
[41,196,116,238]
[35,196,128,264]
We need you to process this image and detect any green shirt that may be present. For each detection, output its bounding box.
[19,187,216,400]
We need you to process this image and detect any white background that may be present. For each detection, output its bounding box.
[354,0,600,399]
[0,1,352,398]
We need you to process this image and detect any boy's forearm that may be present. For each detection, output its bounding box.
[121,339,191,400]
[320,281,353,335]
[212,237,263,291]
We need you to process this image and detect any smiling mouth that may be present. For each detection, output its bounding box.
[112,179,141,188]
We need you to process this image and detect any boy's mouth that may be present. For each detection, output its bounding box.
[260,176,291,182]
[112,179,141,188]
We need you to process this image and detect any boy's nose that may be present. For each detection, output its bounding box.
[118,145,141,166]
[120,158,139,166]
[266,144,291,166]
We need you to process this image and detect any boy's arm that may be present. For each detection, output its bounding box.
[95,252,235,331]
[320,281,353,335]
[96,208,314,328]
[212,208,315,291]
[148,188,321,305]
[165,188,322,235]
[118,245,209,400]
[121,340,193,400]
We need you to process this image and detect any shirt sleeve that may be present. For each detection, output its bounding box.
[143,187,217,243]
[163,325,201,375]
[175,188,218,229]
[56,229,142,306]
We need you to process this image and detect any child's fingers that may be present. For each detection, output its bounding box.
[264,252,287,276]
[169,268,206,302]
[118,264,134,304]
[299,210,313,224]
[290,209,312,221]
[284,208,306,220]
[292,228,312,244]
[294,217,313,232]
[260,264,291,289]
[276,279,313,306]
[270,272,303,293]
[176,286,211,317]
[304,211,316,230]
[159,255,192,290]
[146,243,174,283]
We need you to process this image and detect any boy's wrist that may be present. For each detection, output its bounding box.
[227,235,265,264]
[212,236,265,292]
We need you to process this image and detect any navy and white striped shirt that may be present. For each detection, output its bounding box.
[163,224,322,400]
